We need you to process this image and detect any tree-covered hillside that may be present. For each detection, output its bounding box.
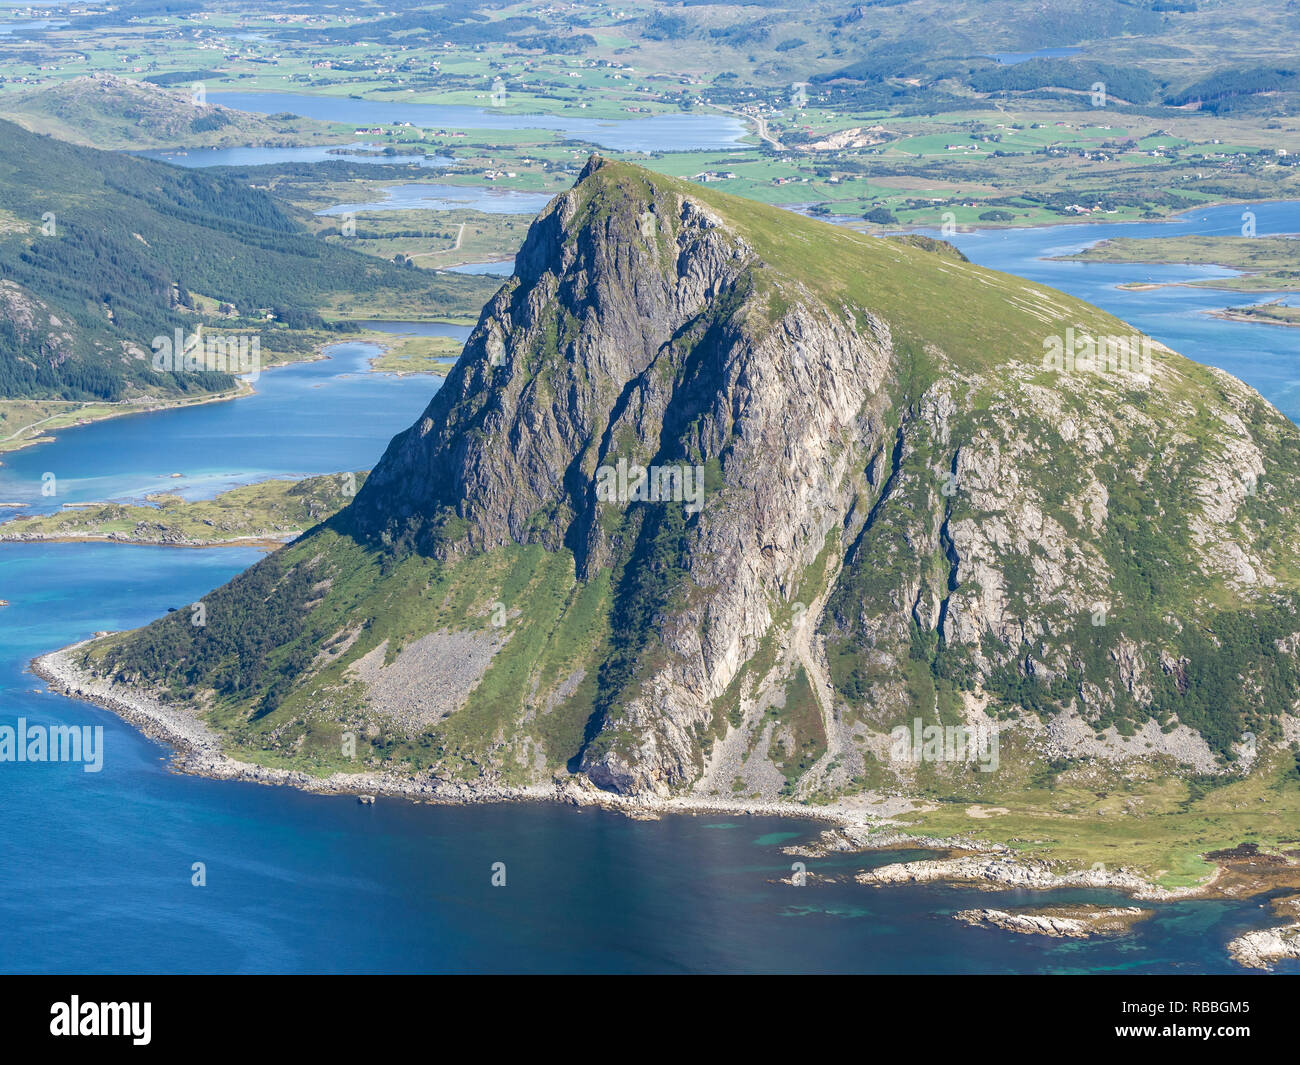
[0,119,489,401]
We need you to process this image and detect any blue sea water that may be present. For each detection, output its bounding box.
[206,92,750,154]
[0,20,64,37]
[446,259,515,276]
[1,209,1299,973]
[915,200,1300,421]
[314,182,554,216]
[136,144,458,169]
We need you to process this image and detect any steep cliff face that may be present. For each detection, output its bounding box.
[92,157,1300,799]
[347,156,770,571]
[344,157,901,792]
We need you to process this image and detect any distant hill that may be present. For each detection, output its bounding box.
[1,74,337,150]
[0,118,491,401]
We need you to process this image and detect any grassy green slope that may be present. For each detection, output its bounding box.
[631,162,1126,374]
[2,74,338,151]
[83,529,608,782]
[0,472,366,544]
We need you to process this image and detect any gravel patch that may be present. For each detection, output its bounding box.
[347,629,506,734]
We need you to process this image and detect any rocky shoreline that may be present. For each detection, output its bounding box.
[31,639,904,826]
[1226,894,1300,970]
[1227,922,1300,970]
[26,642,1243,883]
[954,905,1153,938]
[31,638,1300,969]
[779,824,1224,902]
[852,851,1215,901]
[1,532,291,549]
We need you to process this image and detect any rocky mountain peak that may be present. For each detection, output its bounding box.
[99,161,1300,799]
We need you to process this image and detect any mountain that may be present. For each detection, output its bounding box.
[80,156,1300,801]
[0,119,488,401]
[2,74,334,150]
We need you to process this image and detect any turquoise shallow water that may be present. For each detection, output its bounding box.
[0,336,466,514]
[1,206,1298,973]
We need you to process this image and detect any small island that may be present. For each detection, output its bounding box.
[1060,234,1300,292]
[367,333,463,376]
[1208,299,1300,327]
[955,905,1153,939]
[0,471,366,547]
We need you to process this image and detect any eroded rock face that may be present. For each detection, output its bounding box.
[346,158,901,793]
[350,157,762,569]
[0,279,81,370]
